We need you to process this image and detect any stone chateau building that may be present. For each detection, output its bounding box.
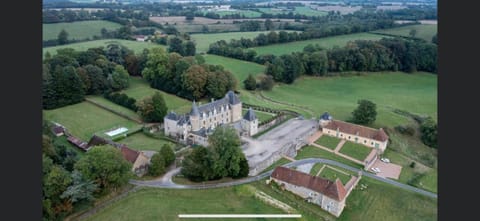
[164,91,258,146]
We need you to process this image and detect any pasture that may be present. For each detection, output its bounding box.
[200,9,262,18]
[203,54,266,83]
[371,24,437,42]
[43,102,139,141]
[258,7,328,16]
[43,20,122,41]
[252,32,385,56]
[117,133,176,152]
[262,72,437,128]
[85,96,141,122]
[121,77,192,114]
[43,39,164,57]
[84,186,285,221]
[191,30,299,53]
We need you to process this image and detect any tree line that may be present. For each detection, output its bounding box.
[141,47,237,101]
[43,44,138,109]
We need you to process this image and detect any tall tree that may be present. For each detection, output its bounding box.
[160,144,176,167]
[181,147,215,181]
[208,126,246,178]
[74,145,132,191]
[264,19,274,30]
[148,153,166,176]
[168,37,185,56]
[60,170,98,204]
[142,47,169,86]
[181,64,208,100]
[136,92,168,123]
[184,41,196,56]
[108,65,130,91]
[409,29,417,38]
[58,29,69,45]
[351,99,377,125]
[420,117,437,148]
[83,64,107,95]
[259,75,274,91]
[243,74,257,90]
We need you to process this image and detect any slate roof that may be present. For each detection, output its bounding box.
[323,120,389,142]
[243,107,257,121]
[271,167,347,201]
[190,101,200,117]
[320,112,332,120]
[197,98,230,116]
[190,127,214,137]
[165,112,178,121]
[226,90,240,105]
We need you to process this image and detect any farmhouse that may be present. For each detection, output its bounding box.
[164,91,258,146]
[319,112,389,153]
[51,125,65,137]
[67,136,89,151]
[270,166,360,217]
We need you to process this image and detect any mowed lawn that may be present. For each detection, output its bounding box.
[84,186,285,221]
[372,24,437,42]
[43,20,122,41]
[121,77,192,114]
[86,96,141,122]
[43,39,164,57]
[117,133,176,152]
[318,166,352,185]
[309,163,324,176]
[262,72,437,128]
[191,30,298,53]
[242,108,275,123]
[296,145,363,169]
[43,102,139,141]
[315,135,341,150]
[203,54,266,83]
[339,177,437,221]
[252,32,385,56]
[339,141,373,162]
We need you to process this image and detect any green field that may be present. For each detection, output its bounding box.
[84,186,285,221]
[252,32,385,56]
[43,20,122,41]
[121,77,192,114]
[318,166,352,185]
[192,31,298,53]
[43,39,164,57]
[203,54,266,83]
[86,96,141,122]
[296,146,363,169]
[309,163,324,176]
[43,102,139,141]
[261,158,292,173]
[242,108,275,123]
[315,135,341,150]
[372,24,437,42]
[117,133,176,152]
[262,72,437,128]
[201,9,262,18]
[339,141,373,162]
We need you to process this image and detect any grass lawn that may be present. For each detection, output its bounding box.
[318,166,351,185]
[339,176,437,221]
[43,102,139,141]
[84,185,286,221]
[314,135,340,150]
[116,133,176,152]
[296,145,363,169]
[86,96,141,122]
[203,54,266,83]
[339,141,373,162]
[293,6,328,17]
[242,108,275,123]
[262,72,437,127]
[371,24,437,42]
[201,9,262,18]
[121,77,192,114]
[252,32,385,56]
[43,20,122,41]
[43,39,164,57]
[192,30,298,53]
[309,163,324,176]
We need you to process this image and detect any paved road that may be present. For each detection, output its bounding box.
[130,158,437,199]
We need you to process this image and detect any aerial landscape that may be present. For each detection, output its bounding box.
[42,0,437,220]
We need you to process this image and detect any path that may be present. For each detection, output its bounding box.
[85,98,143,124]
[130,158,437,199]
[333,139,346,153]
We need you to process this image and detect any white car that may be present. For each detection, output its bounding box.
[381,158,390,163]
[370,167,381,173]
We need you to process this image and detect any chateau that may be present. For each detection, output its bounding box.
[164,91,258,146]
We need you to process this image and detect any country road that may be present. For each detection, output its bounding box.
[130,158,437,199]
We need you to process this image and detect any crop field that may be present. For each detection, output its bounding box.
[117,133,176,152]
[191,30,299,53]
[43,102,139,141]
[371,24,437,42]
[252,32,385,56]
[150,16,298,25]
[121,77,192,114]
[43,39,164,57]
[200,9,262,18]
[262,72,437,128]
[43,20,122,41]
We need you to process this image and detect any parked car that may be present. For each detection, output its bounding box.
[381,158,390,163]
[370,167,381,173]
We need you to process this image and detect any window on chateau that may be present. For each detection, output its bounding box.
[348,136,351,139]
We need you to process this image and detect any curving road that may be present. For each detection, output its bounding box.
[130,158,437,199]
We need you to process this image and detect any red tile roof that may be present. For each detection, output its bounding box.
[67,136,89,151]
[323,120,388,142]
[120,145,140,164]
[271,167,347,201]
